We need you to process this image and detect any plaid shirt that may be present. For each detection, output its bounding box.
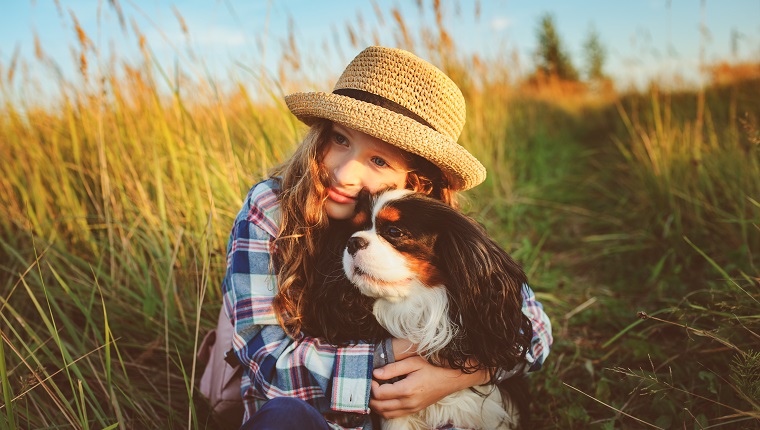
[222,179,553,429]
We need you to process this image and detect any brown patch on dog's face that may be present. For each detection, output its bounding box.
[372,199,446,288]
[405,255,444,288]
[351,211,370,229]
[377,206,401,223]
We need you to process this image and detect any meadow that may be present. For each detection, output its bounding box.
[0,3,758,429]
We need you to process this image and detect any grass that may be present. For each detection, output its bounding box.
[1,2,759,429]
[0,54,299,428]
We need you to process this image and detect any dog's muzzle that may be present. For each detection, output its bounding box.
[346,236,369,256]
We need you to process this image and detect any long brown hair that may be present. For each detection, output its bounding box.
[271,119,459,337]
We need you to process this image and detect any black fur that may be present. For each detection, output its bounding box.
[300,191,533,421]
[299,192,389,345]
[389,194,533,374]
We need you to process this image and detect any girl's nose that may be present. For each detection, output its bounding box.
[333,158,364,187]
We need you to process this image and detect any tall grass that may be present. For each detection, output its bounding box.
[0,43,302,426]
[543,78,760,427]
[1,1,758,429]
[611,83,759,274]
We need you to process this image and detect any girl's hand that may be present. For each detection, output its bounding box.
[369,356,490,419]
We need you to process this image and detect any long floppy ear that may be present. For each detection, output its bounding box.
[417,198,533,372]
[299,190,388,345]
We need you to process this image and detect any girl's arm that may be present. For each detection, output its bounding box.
[370,284,553,417]
[223,181,374,417]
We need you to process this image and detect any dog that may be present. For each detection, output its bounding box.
[338,189,533,430]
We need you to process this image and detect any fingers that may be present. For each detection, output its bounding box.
[373,356,425,381]
[371,356,463,418]
[371,359,428,418]
[369,380,424,418]
[371,374,416,400]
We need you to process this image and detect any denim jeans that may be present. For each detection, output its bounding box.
[240,397,330,430]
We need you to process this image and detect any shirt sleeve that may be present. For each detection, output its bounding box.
[521,284,552,372]
[221,182,374,415]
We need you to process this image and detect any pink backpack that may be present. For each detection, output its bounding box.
[197,308,244,427]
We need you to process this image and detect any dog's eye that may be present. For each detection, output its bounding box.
[385,226,405,238]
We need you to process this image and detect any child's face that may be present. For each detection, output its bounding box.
[321,123,412,220]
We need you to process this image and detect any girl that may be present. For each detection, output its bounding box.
[222,46,552,429]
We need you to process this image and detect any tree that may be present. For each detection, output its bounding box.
[583,25,607,82]
[535,13,578,81]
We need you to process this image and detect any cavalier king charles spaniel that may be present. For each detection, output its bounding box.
[300,189,532,429]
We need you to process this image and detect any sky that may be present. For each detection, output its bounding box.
[1,0,759,99]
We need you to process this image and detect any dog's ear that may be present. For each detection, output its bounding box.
[427,202,533,372]
[350,188,374,229]
[301,194,389,344]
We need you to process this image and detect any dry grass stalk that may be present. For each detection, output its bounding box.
[7,45,19,84]
[346,24,357,48]
[391,8,412,50]
[173,5,189,35]
[33,33,44,61]
[371,0,385,26]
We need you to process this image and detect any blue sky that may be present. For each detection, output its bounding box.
[2,0,759,97]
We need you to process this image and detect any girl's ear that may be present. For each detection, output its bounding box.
[430,204,533,372]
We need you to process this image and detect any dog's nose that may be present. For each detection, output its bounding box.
[347,236,369,256]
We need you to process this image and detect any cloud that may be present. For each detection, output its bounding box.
[192,27,246,47]
[146,26,246,51]
[490,16,513,32]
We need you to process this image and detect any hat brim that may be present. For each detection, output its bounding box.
[284,91,486,191]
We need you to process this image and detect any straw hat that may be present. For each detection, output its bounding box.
[284,46,486,191]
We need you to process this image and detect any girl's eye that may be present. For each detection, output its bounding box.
[386,226,404,238]
[371,156,389,168]
[334,133,348,146]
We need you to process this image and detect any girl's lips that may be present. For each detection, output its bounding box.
[327,187,357,204]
